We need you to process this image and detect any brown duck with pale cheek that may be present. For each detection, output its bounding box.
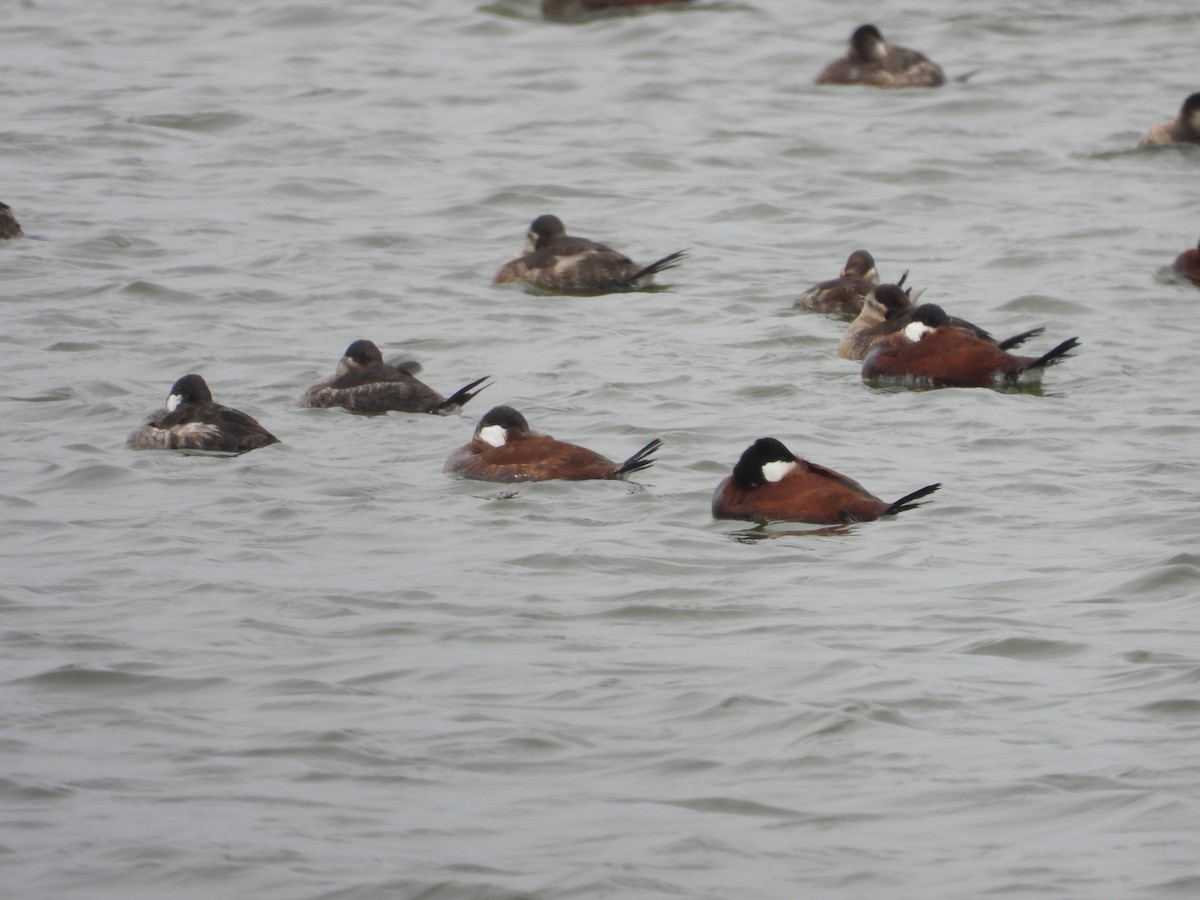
[1174,237,1200,286]
[712,437,940,526]
[795,250,880,315]
[861,304,1080,389]
[0,202,22,239]
[299,339,488,416]
[444,405,661,483]
[127,374,279,454]
[542,0,692,20]
[493,214,686,295]
[1140,93,1200,147]
[817,24,944,89]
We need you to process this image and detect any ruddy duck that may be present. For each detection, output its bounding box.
[127,374,279,454]
[861,304,1080,388]
[1140,93,1200,147]
[839,284,1045,360]
[1174,237,1200,285]
[795,250,881,315]
[817,24,945,89]
[0,202,22,239]
[712,437,940,525]
[444,405,662,483]
[493,214,687,294]
[543,0,692,19]
[299,340,489,416]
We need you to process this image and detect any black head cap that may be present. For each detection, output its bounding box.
[874,283,915,315]
[167,373,213,406]
[851,24,885,59]
[476,405,530,434]
[529,214,566,248]
[343,340,384,365]
[911,303,950,328]
[732,437,798,490]
[843,249,876,277]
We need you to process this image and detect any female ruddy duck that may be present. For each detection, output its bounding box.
[861,304,1080,388]
[493,214,686,294]
[1174,237,1200,285]
[1140,93,1200,147]
[127,374,279,454]
[795,250,881,315]
[712,437,940,526]
[817,24,945,89]
[839,284,1045,360]
[299,340,489,416]
[543,0,692,19]
[0,202,22,239]
[444,405,662,483]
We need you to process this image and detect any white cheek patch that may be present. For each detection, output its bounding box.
[479,424,507,448]
[167,393,183,412]
[761,460,797,483]
[904,321,931,342]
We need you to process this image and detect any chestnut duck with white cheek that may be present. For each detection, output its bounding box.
[861,304,1080,388]
[1173,237,1200,286]
[444,405,662,483]
[839,284,1045,360]
[712,437,940,525]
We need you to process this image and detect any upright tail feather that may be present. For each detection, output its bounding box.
[997,326,1046,351]
[886,482,941,516]
[629,249,688,286]
[432,376,491,415]
[614,438,663,479]
[894,271,926,304]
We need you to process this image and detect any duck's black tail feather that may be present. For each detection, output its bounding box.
[1030,337,1081,370]
[997,326,1046,351]
[886,482,941,516]
[433,376,491,415]
[630,250,688,286]
[615,438,663,478]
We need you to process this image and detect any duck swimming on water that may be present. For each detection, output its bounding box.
[493,214,686,294]
[861,304,1079,389]
[127,374,279,454]
[712,437,940,525]
[445,405,662,483]
[299,340,489,416]
[817,24,945,89]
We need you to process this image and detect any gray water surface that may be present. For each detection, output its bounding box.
[3,1,1200,898]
